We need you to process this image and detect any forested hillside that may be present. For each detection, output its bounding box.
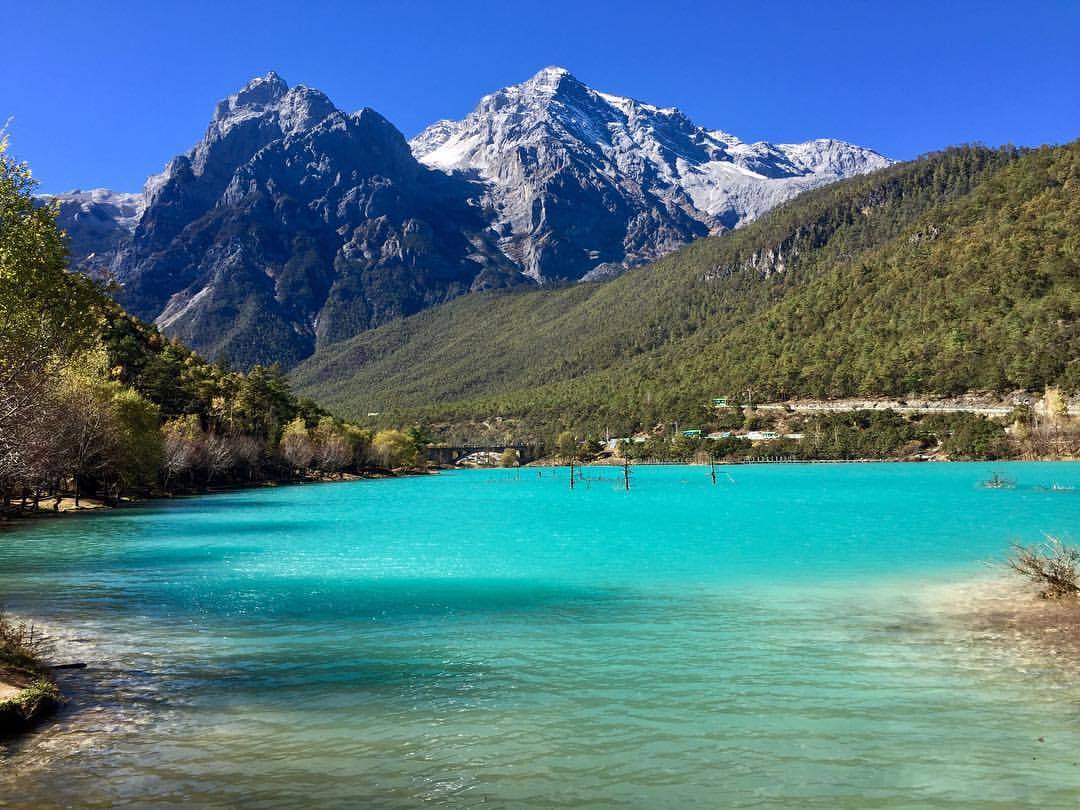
[291,142,1078,437]
[0,142,423,513]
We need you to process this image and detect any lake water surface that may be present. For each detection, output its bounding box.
[1,462,1079,808]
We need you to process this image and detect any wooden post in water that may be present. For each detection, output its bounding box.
[569,458,575,490]
[623,458,631,491]
[710,457,717,485]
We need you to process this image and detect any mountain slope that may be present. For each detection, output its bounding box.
[290,142,1079,435]
[412,66,890,281]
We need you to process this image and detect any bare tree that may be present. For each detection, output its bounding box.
[204,433,235,483]
[317,433,352,477]
[161,417,204,491]
[279,418,314,478]
[229,434,264,481]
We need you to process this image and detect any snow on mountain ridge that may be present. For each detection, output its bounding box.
[45,189,146,281]
[411,66,891,280]
[46,188,144,220]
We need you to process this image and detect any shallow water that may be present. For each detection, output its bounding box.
[1,462,1079,808]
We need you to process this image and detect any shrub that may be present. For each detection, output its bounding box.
[1007,536,1080,599]
[0,611,51,676]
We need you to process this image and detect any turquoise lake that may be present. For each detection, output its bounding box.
[1,462,1079,808]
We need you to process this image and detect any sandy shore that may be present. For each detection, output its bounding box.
[920,572,1080,671]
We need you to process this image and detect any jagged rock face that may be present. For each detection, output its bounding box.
[63,73,522,368]
[52,68,890,369]
[412,66,891,282]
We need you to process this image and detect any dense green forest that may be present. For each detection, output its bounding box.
[0,141,422,513]
[291,142,1079,440]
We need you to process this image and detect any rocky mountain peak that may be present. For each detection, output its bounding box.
[410,68,891,282]
[519,65,576,93]
[206,73,337,142]
[212,71,290,122]
[518,66,685,124]
[140,74,341,211]
[75,73,526,369]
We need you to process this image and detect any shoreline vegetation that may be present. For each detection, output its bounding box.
[0,613,59,736]
[0,466,426,527]
[1,455,1073,548]
[3,398,1076,528]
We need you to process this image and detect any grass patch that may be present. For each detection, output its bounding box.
[0,679,60,719]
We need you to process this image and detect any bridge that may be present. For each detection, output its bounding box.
[424,443,542,466]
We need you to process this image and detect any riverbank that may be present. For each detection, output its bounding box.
[0,466,434,530]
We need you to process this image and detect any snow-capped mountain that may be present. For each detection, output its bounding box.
[412,66,890,281]
[51,68,890,369]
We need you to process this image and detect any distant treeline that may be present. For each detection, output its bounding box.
[0,141,422,512]
[612,409,1017,463]
[543,402,1076,464]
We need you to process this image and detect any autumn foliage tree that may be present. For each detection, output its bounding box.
[371,430,420,470]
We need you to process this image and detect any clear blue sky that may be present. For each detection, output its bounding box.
[4,0,1078,193]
